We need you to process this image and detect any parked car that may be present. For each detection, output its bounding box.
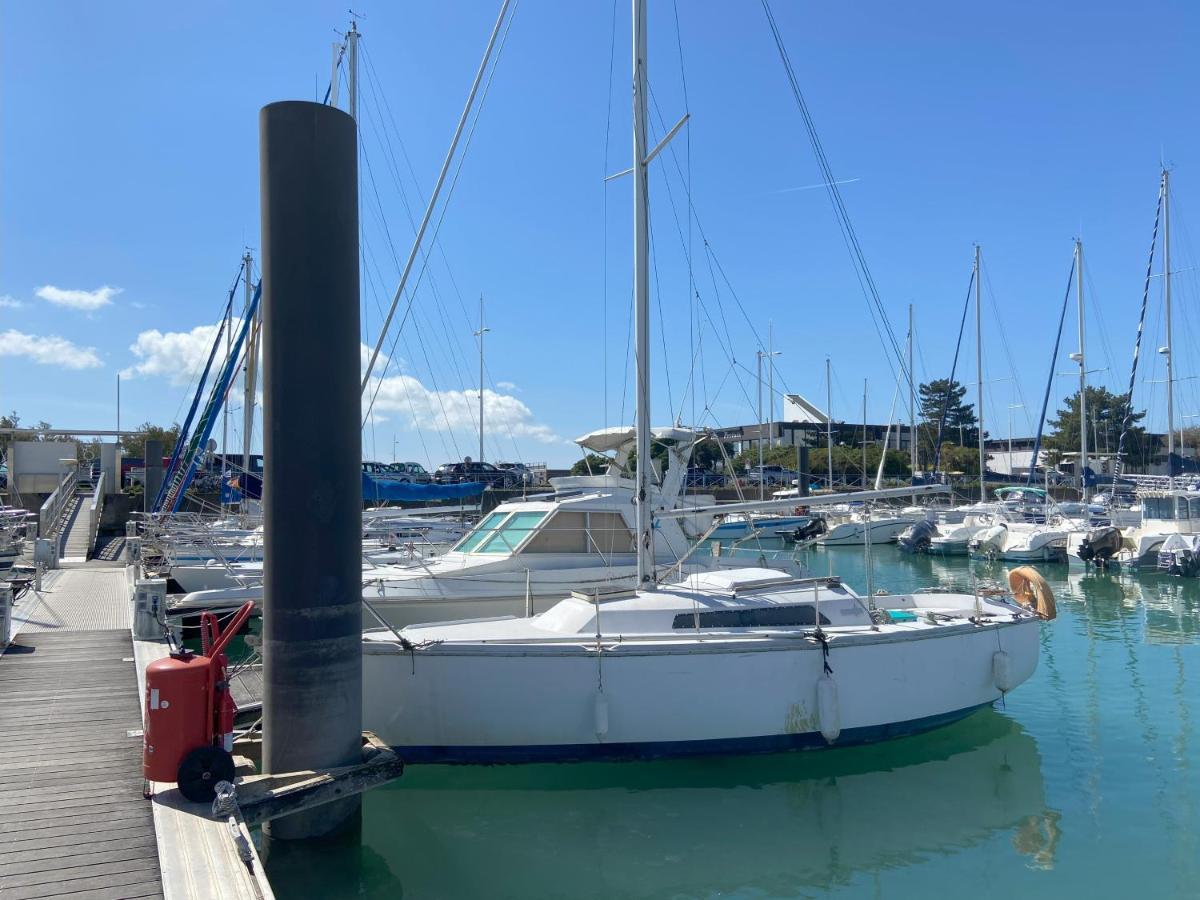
[685,466,725,488]
[434,461,520,488]
[743,464,797,486]
[496,462,535,485]
[386,461,432,484]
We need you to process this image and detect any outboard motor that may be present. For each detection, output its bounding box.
[1077,526,1122,568]
[789,517,827,543]
[1158,534,1200,577]
[897,519,937,554]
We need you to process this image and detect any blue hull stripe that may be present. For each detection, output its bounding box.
[392,701,994,765]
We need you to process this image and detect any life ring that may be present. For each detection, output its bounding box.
[1007,566,1057,620]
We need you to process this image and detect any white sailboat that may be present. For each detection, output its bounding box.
[360,0,1046,763]
[1069,171,1199,574]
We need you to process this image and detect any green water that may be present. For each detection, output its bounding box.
[264,547,1200,899]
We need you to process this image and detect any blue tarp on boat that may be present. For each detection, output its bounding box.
[362,474,486,502]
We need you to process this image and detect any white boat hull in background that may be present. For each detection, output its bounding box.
[817,518,912,547]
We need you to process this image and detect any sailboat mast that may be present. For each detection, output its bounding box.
[768,321,775,449]
[1076,239,1088,503]
[1163,168,1175,484]
[632,0,654,588]
[826,357,834,490]
[756,350,764,501]
[862,380,867,488]
[221,293,231,509]
[346,20,359,121]
[974,245,985,503]
[241,250,257,493]
[908,304,916,476]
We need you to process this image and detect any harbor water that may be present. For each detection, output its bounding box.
[264,545,1200,898]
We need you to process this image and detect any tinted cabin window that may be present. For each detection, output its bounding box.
[586,511,634,554]
[454,512,508,553]
[1178,497,1192,521]
[1190,498,1200,520]
[477,511,547,553]
[522,511,587,553]
[672,604,831,629]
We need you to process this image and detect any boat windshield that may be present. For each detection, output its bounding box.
[1144,496,1178,521]
[454,510,548,554]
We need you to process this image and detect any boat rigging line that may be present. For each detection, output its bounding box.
[931,269,975,475]
[760,0,913,397]
[360,0,515,401]
[1025,256,1077,486]
[1114,177,1165,479]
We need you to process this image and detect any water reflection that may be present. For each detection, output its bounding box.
[265,712,1054,899]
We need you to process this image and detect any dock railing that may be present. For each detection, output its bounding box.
[38,467,77,539]
[87,471,106,559]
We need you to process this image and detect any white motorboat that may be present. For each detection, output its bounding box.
[1096,490,1200,571]
[814,512,914,547]
[169,426,783,625]
[968,521,1069,563]
[928,506,1004,555]
[358,426,752,627]
[362,568,1043,762]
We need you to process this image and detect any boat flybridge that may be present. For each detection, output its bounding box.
[360,426,791,626]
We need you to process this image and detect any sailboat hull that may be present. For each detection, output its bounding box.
[363,617,1039,763]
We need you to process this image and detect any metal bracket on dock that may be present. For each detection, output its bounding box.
[214,731,403,827]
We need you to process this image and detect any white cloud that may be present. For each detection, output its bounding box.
[0,329,102,369]
[123,320,245,385]
[0,295,22,309]
[361,343,390,376]
[122,323,559,445]
[366,374,560,444]
[126,326,382,392]
[36,284,120,311]
[496,380,517,391]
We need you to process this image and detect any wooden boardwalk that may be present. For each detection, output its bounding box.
[0,628,164,899]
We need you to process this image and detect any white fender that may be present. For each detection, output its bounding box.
[817,674,841,744]
[594,690,609,738]
[992,649,1013,692]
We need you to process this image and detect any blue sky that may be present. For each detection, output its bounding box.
[3,1,1200,466]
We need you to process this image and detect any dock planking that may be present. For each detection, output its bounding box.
[0,629,163,900]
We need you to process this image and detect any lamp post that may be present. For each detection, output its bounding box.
[475,295,490,464]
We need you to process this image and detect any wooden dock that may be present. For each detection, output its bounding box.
[0,628,163,899]
[3,565,272,900]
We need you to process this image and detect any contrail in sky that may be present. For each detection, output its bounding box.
[764,177,862,195]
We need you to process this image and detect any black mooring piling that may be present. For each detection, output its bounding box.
[259,100,362,841]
